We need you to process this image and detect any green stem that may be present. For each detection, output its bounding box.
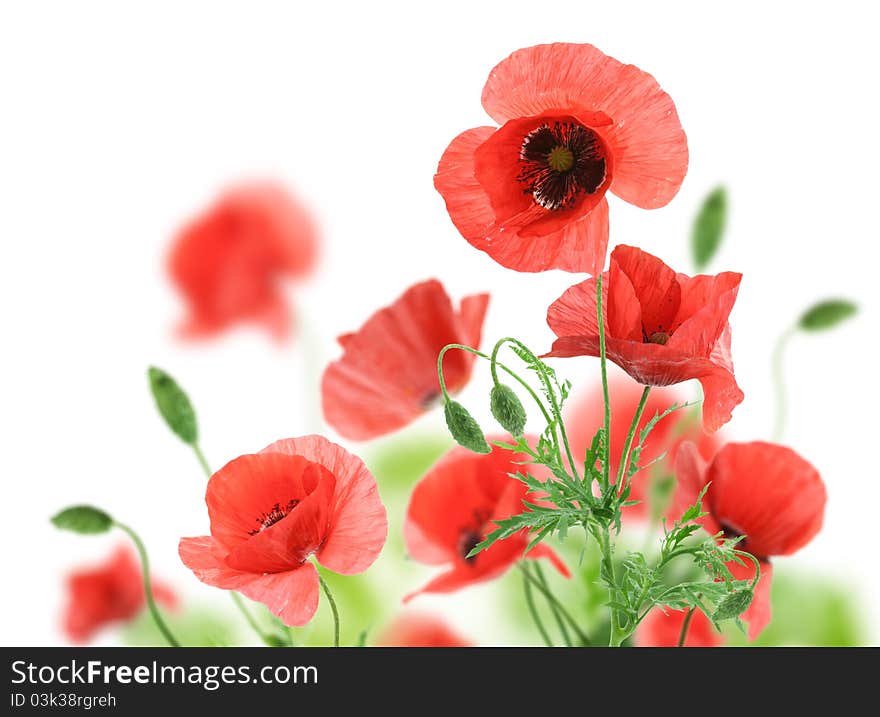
[522,564,553,647]
[319,575,340,647]
[771,326,796,442]
[596,275,611,490]
[734,550,762,589]
[229,592,277,646]
[115,522,180,647]
[438,344,554,428]
[598,528,624,646]
[535,563,572,647]
[616,386,651,495]
[517,564,590,646]
[193,443,212,478]
[490,337,579,479]
[677,607,696,647]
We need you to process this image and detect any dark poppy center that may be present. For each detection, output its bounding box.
[458,530,482,563]
[647,331,670,345]
[720,522,765,561]
[518,121,607,211]
[249,499,300,536]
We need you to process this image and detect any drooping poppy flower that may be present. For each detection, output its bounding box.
[635,607,723,647]
[546,245,743,432]
[63,546,177,643]
[434,43,688,275]
[321,279,489,441]
[377,613,473,647]
[168,181,318,341]
[404,442,569,600]
[673,441,826,639]
[179,435,387,627]
[565,374,721,519]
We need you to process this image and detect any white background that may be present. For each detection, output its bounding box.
[2,1,878,645]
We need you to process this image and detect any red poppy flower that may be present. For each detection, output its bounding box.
[63,546,177,643]
[322,279,489,440]
[377,613,473,647]
[546,245,743,432]
[635,607,723,647]
[404,442,569,600]
[169,181,318,341]
[179,435,387,627]
[566,374,721,519]
[673,441,826,638]
[434,43,688,275]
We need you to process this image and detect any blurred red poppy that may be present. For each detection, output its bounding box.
[546,245,743,432]
[565,375,721,519]
[377,613,472,647]
[674,441,826,639]
[636,607,723,647]
[179,435,386,626]
[63,546,177,643]
[169,181,318,341]
[404,442,569,600]
[434,43,687,275]
[322,279,489,440]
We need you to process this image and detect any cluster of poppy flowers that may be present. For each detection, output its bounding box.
[63,42,826,647]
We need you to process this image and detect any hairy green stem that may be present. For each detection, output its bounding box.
[616,386,651,494]
[115,523,180,647]
[771,326,796,441]
[319,575,340,647]
[677,607,696,647]
[596,275,611,490]
[193,443,212,478]
[522,564,553,647]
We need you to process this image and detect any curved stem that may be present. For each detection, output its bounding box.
[193,443,211,478]
[517,563,590,646]
[522,564,553,646]
[491,337,579,479]
[677,607,696,647]
[319,575,340,647]
[771,326,796,442]
[616,386,651,495]
[438,344,554,427]
[535,562,572,646]
[115,523,180,647]
[734,550,762,589]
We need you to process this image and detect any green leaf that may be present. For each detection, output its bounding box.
[148,366,198,445]
[798,299,857,332]
[691,186,727,271]
[263,634,288,647]
[489,383,527,437]
[443,400,490,454]
[713,589,754,621]
[51,505,113,534]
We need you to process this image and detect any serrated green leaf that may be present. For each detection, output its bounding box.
[148,366,198,445]
[51,505,113,534]
[490,383,527,437]
[798,299,857,332]
[691,186,727,270]
[443,400,491,454]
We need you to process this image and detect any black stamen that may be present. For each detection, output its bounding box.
[249,498,300,535]
[518,121,606,210]
[458,530,483,563]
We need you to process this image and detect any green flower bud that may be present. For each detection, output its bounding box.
[713,589,754,621]
[490,383,527,437]
[444,400,491,454]
[798,299,857,332]
[148,366,198,445]
[51,505,113,534]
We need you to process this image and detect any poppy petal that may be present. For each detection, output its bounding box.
[611,245,680,337]
[434,126,610,274]
[707,443,826,558]
[236,563,321,628]
[262,436,388,575]
[480,43,687,208]
[321,280,482,440]
[667,272,742,357]
[672,442,722,536]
